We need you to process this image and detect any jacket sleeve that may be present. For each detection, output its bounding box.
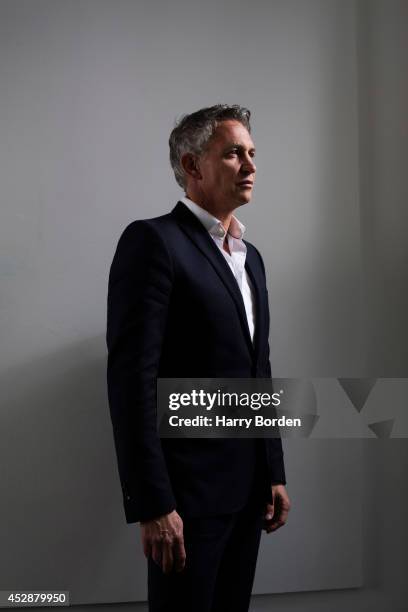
[254,245,287,487]
[106,220,176,523]
[265,340,287,485]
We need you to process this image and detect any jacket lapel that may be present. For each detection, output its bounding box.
[171,201,255,357]
[244,248,265,366]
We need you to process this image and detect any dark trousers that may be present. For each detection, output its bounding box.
[147,498,264,612]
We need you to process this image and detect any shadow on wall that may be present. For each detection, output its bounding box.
[0,335,146,604]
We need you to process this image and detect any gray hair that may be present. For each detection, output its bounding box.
[169,104,251,189]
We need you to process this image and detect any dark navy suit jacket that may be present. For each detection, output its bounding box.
[106,201,286,523]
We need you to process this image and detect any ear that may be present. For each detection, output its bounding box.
[181,153,202,181]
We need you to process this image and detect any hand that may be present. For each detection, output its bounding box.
[140,510,186,574]
[263,484,291,533]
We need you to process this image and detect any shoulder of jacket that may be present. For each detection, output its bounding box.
[117,212,175,242]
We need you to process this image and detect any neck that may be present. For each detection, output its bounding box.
[185,193,235,232]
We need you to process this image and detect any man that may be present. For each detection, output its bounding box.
[106,104,291,612]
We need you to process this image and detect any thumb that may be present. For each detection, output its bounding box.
[265,503,274,521]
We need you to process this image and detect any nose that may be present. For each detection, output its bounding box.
[242,155,256,174]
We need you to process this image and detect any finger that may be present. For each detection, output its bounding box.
[267,521,283,533]
[265,504,284,533]
[279,505,290,526]
[161,537,174,574]
[173,536,186,572]
[266,513,286,532]
[268,496,290,531]
[151,540,163,568]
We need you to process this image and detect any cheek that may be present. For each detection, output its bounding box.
[220,164,237,183]
[226,169,239,189]
[205,164,236,190]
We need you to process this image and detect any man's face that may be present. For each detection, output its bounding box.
[197,120,256,210]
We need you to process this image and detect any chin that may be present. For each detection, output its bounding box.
[237,194,252,206]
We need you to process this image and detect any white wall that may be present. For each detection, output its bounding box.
[0,0,364,376]
[357,0,408,377]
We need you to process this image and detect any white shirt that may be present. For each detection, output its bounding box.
[180,196,256,343]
